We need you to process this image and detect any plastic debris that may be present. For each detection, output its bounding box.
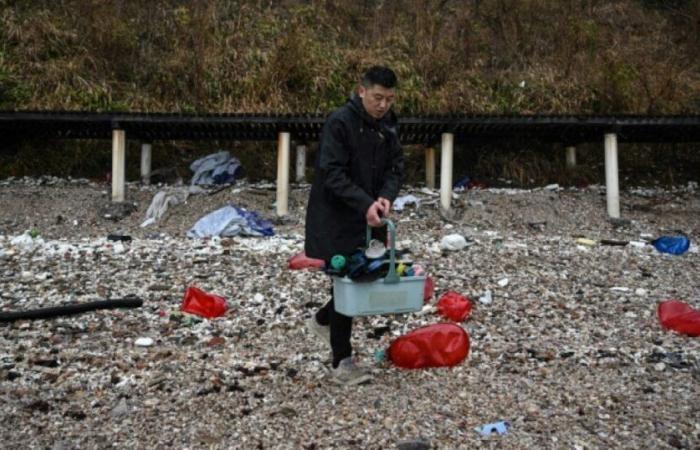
[479,290,493,305]
[601,239,628,246]
[453,175,471,190]
[181,286,228,318]
[107,234,132,242]
[190,151,242,185]
[475,421,510,436]
[575,238,597,246]
[610,287,630,292]
[187,205,273,238]
[440,234,469,251]
[134,337,154,347]
[658,300,700,337]
[652,236,690,255]
[392,195,420,211]
[497,277,509,287]
[388,323,470,369]
[287,252,325,270]
[365,239,387,259]
[10,231,45,253]
[423,275,435,303]
[374,349,386,362]
[436,291,473,322]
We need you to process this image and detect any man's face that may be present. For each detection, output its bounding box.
[358,84,396,120]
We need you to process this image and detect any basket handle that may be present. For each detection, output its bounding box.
[366,219,399,284]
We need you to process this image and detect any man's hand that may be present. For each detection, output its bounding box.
[377,197,391,218]
[365,201,384,227]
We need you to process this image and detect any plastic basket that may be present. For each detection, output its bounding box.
[333,219,425,316]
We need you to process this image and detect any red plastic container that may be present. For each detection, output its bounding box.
[181,286,228,318]
[658,300,700,337]
[388,323,470,369]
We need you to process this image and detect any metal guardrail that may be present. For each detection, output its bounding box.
[1,111,700,144]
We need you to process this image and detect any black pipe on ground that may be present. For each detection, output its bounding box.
[0,298,143,322]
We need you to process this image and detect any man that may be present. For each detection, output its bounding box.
[304,66,405,385]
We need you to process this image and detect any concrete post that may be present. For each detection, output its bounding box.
[604,133,620,218]
[140,142,152,185]
[111,129,126,202]
[440,133,454,212]
[425,147,436,189]
[295,144,307,183]
[565,145,576,168]
[276,132,291,216]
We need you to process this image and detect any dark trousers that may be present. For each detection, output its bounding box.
[315,286,353,368]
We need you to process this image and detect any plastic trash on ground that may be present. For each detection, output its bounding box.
[652,236,690,255]
[475,421,510,436]
[10,231,45,252]
[392,194,420,211]
[658,300,700,337]
[387,323,470,369]
[423,275,435,303]
[440,234,468,251]
[287,252,325,270]
[436,291,473,322]
[181,286,228,318]
[187,205,273,238]
[479,290,493,305]
[190,151,242,185]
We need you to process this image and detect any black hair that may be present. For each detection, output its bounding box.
[361,66,397,89]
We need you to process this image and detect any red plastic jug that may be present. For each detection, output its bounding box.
[658,300,700,337]
[181,286,228,318]
[436,291,473,322]
[388,323,470,369]
[287,252,325,270]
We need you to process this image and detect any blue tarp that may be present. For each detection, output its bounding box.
[187,205,274,238]
[190,151,242,185]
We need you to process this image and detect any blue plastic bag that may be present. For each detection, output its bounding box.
[475,421,510,436]
[187,205,274,238]
[453,175,471,190]
[652,236,690,255]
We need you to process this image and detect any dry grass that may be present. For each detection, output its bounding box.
[1,0,699,114]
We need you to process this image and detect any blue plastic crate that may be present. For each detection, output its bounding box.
[333,219,425,316]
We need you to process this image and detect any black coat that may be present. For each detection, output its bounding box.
[305,95,405,261]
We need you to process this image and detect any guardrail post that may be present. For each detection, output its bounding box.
[440,133,454,212]
[141,142,152,185]
[565,145,576,168]
[112,129,126,202]
[295,144,307,183]
[604,133,620,218]
[425,146,436,189]
[276,132,291,216]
